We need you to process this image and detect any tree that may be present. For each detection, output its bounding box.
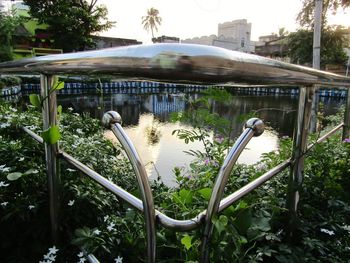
[287,25,347,67]
[297,0,350,27]
[141,7,162,40]
[0,11,22,62]
[23,0,115,52]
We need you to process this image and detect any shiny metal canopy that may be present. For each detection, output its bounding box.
[0,43,349,87]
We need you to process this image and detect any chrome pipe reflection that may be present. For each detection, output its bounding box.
[287,86,315,237]
[102,111,156,263]
[60,150,144,211]
[219,159,291,213]
[40,74,60,243]
[343,87,350,140]
[0,44,350,87]
[200,118,264,263]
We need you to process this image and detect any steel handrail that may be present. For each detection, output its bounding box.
[201,118,264,262]
[102,111,156,263]
[20,120,345,262]
[1,44,350,87]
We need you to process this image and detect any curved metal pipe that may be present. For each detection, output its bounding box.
[0,43,349,87]
[200,118,264,263]
[102,111,156,263]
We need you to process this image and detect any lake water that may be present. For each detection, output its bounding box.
[46,89,345,186]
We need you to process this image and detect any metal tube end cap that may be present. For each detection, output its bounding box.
[245,118,264,137]
[102,111,122,128]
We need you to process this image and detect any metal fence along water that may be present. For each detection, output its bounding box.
[0,43,350,263]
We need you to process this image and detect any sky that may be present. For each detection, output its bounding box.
[98,0,350,44]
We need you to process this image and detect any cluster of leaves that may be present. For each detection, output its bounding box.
[0,95,349,262]
[23,0,115,52]
[0,76,21,89]
[287,25,347,67]
[0,10,23,62]
[297,0,350,28]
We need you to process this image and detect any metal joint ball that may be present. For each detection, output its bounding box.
[102,111,122,128]
[245,118,264,136]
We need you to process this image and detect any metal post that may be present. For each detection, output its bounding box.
[309,0,323,133]
[40,74,59,243]
[102,111,156,263]
[200,118,264,263]
[343,87,350,140]
[287,86,315,235]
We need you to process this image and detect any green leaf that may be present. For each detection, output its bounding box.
[55,81,65,90]
[214,215,228,236]
[233,208,252,235]
[29,94,41,108]
[42,125,61,144]
[57,105,62,117]
[181,235,193,250]
[198,188,212,200]
[7,172,23,181]
[179,189,193,205]
[24,169,39,175]
[252,217,271,232]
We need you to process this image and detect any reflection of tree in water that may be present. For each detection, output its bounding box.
[145,118,162,145]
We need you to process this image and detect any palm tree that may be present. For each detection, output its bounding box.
[141,7,162,40]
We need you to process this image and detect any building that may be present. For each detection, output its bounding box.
[181,35,218,46]
[152,35,179,43]
[254,35,289,61]
[181,19,254,53]
[216,19,252,52]
[89,36,142,50]
[7,2,63,59]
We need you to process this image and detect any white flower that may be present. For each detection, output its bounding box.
[0,123,10,128]
[320,228,335,236]
[48,255,56,261]
[76,128,84,134]
[114,256,123,263]
[342,225,350,232]
[103,215,109,222]
[68,200,75,206]
[28,205,35,210]
[48,246,59,255]
[0,181,10,187]
[66,168,76,172]
[68,107,73,111]
[10,107,17,112]
[19,157,25,161]
[107,222,115,231]
[92,229,101,235]
[0,165,10,172]
[77,252,84,258]
[78,257,86,263]
[1,202,9,207]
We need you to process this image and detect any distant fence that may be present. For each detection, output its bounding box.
[1,81,348,98]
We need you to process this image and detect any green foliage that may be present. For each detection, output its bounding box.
[23,0,115,52]
[287,25,347,67]
[171,88,234,164]
[0,100,349,262]
[0,76,21,89]
[0,11,23,62]
[297,0,350,28]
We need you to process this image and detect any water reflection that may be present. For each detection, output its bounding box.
[55,92,344,186]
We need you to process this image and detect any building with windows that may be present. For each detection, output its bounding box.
[181,19,254,53]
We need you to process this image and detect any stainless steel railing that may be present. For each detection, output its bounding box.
[1,43,350,263]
